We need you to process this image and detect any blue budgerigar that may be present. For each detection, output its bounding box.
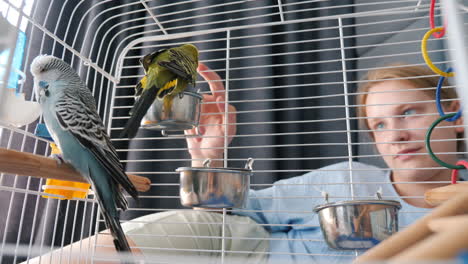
[31,55,138,258]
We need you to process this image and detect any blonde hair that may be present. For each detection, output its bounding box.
[357,64,456,130]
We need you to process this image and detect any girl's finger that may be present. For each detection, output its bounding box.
[216,97,237,138]
[198,63,226,99]
[215,97,237,124]
[215,96,226,114]
[184,127,202,142]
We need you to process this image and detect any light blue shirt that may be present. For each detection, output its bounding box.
[232,161,434,263]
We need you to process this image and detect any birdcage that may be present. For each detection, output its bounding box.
[1,0,468,263]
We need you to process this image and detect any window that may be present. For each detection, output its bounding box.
[0,0,35,134]
[0,0,34,89]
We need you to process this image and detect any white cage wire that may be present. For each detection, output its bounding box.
[0,0,467,263]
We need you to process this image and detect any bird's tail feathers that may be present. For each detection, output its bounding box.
[91,177,134,263]
[115,188,129,211]
[106,214,130,252]
[121,180,139,203]
[103,208,135,264]
[113,168,139,203]
[120,84,159,139]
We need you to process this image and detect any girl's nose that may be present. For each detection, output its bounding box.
[386,122,410,143]
[397,129,409,142]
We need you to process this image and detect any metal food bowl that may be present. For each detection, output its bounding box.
[141,91,202,131]
[313,194,401,250]
[176,158,253,208]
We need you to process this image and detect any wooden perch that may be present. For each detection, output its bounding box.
[0,147,151,192]
[390,216,468,261]
[425,182,468,206]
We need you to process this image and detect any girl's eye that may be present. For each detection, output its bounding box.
[375,123,385,130]
[403,109,416,116]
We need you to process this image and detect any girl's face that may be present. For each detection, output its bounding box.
[365,80,463,181]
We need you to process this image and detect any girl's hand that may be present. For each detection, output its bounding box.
[185,63,237,167]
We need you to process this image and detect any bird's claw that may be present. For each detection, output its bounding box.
[50,153,65,166]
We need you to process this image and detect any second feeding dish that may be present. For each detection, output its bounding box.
[313,192,401,250]
[177,158,254,208]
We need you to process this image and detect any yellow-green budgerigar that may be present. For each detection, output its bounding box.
[120,44,199,138]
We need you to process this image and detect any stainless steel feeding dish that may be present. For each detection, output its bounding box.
[141,91,202,131]
[176,159,253,208]
[313,197,401,250]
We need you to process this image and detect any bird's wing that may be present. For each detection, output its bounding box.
[158,48,198,84]
[140,49,166,72]
[55,94,138,200]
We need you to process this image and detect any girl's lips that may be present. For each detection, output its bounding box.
[396,147,422,161]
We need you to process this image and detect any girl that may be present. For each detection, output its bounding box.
[180,63,464,263]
